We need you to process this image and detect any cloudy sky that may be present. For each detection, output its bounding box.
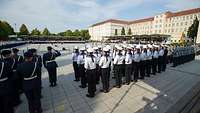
[0,0,200,33]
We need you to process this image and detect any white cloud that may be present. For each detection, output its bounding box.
[165,0,200,11]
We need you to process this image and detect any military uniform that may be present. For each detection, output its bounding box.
[93,47,101,84]
[43,47,61,87]
[125,49,132,84]
[152,48,158,75]
[99,47,111,93]
[133,49,140,82]
[113,46,124,88]
[85,48,97,98]
[0,50,14,113]
[72,48,80,81]
[77,48,87,88]
[140,49,146,79]
[158,47,164,73]
[17,52,42,113]
[146,47,152,77]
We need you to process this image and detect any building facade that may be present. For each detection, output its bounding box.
[89,8,200,43]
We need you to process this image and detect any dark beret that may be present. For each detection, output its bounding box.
[24,51,33,58]
[47,46,52,50]
[12,48,19,53]
[28,48,37,53]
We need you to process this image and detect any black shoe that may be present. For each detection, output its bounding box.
[96,81,99,84]
[49,84,53,87]
[79,85,86,88]
[100,89,104,92]
[74,80,80,82]
[54,83,57,86]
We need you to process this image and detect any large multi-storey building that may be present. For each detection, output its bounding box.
[89,8,200,43]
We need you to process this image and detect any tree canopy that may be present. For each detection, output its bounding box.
[128,28,132,35]
[187,16,199,42]
[121,27,125,35]
[0,20,15,40]
[31,28,40,35]
[19,24,29,35]
[42,28,51,36]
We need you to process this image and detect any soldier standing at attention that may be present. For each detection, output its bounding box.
[43,46,61,87]
[72,46,80,81]
[85,48,97,98]
[140,46,147,79]
[12,48,24,106]
[17,51,42,113]
[163,46,168,71]
[133,46,140,82]
[77,47,87,88]
[152,46,159,75]
[113,46,125,88]
[99,47,111,93]
[28,48,43,97]
[146,45,152,77]
[125,46,132,85]
[0,50,15,113]
[93,47,101,84]
[158,45,164,73]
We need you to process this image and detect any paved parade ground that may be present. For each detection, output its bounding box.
[15,44,200,113]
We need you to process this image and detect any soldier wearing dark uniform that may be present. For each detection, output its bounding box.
[85,48,97,98]
[163,46,168,71]
[93,47,101,84]
[146,45,152,77]
[72,47,80,81]
[0,50,14,113]
[17,51,42,113]
[99,47,111,93]
[113,46,124,88]
[140,46,147,79]
[158,45,164,73]
[43,46,61,87]
[12,48,24,106]
[77,47,87,88]
[28,48,43,97]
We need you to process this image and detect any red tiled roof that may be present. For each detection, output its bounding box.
[91,8,200,27]
[91,19,129,27]
[166,7,200,18]
[129,17,154,24]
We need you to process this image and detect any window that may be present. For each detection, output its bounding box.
[160,25,162,27]
[185,22,187,25]
[168,29,170,33]
[169,24,171,27]
[172,23,175,27]
[165,24,167,27]
[190,15,193,19]
[183,16,185,20]
[160,20,162,22]
[171,29,174,32]
[159,30,161,33]
[180,22,183,26]
[176,23,179,26]
[186,16,189,19]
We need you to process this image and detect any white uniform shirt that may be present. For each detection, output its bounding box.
[84,56,96,70]
[99,56,111,68]
[140,52,147,61]
[133,53,140,62]
[94,53,100,64]
[153,51,159,58]
[125,54,132,64]
[146,50,152,60]
[113,54,125,65]
[72,52,79,62]
[77,54,85,65]
[158,49,164,56]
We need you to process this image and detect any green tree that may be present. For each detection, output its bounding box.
[42,28,50,36]
[187,16,199,41]
[121,27,125,35]
[128,28,132,35]
[73,29,80,36]
[19,24,29,35]
[0,20,15,40]
[115,29,118,35]
[31,28,40,35]
[65,30,73,36]
[80,30,90,40]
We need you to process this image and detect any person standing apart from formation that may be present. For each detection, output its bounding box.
[72,47,80,81]
[0,50,15,113]
[99,47,111,93]
[17,52,42,113]
[125,47,132,85]
[77,48,87,88]
[43,46,61,87]
[85,48,97,98]
[113,46,125,88]
[152,46,159,75]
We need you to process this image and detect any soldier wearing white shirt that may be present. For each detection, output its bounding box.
[77,48,87,88]
[140,47,147,79]
[158,45,164,73]
[146,45,152,77]
[72,46,80,81]
[93,47,101,84]
[152,46,159,75]
[113,46,125,88]
[84,48,97,98]
[99,47,111,93]
[133,47,140,82]
[125,47,132,85]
